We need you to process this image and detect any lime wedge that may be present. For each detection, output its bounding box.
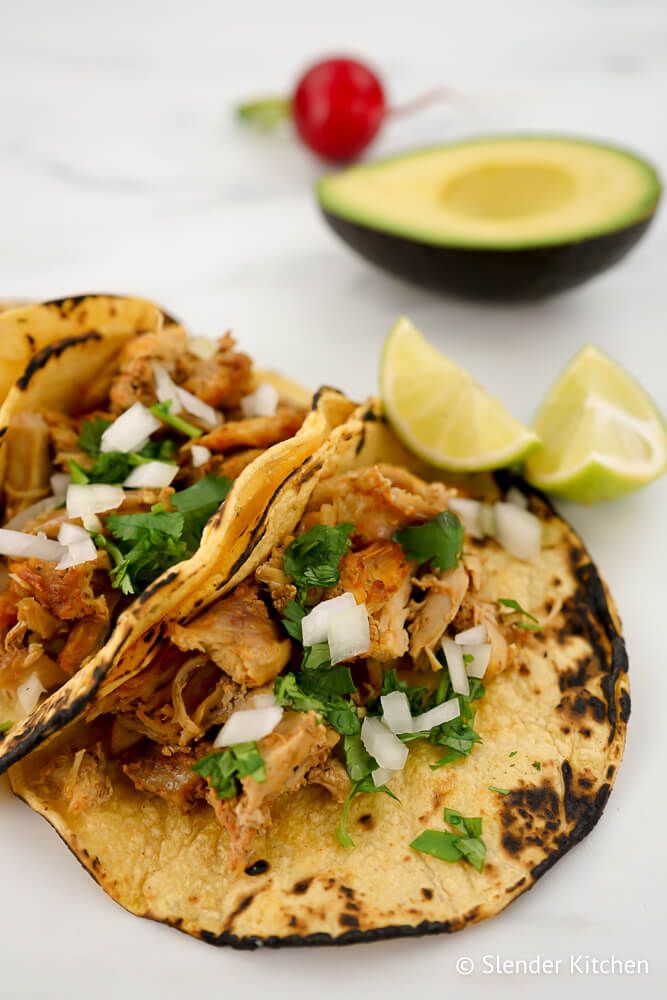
[524,345,667,503]
[380,317,540,471]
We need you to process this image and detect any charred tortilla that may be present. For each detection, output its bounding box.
[6,403,628,947]
[0,295,339,767]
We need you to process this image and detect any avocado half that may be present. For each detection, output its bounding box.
[317,136,661,300]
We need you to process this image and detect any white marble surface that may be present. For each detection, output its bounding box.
[1,0,666,997]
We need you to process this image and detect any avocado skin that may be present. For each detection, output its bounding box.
[321,210,657,300]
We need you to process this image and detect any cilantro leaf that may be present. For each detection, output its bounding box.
[105,510,187,594]
[394,511,464,572]
[379,668,429,715]
[488,785,510,795]
[281,599,305,641]
[275,671,360,736]
[411,809,485,871]
[192,742,265,799]
[150,400,203,438]
[301,641,331,671]
[78,416,112,456]
[172,474,231,548]
[532,761,542,771]
[283,523,353,602]
[498,597,542,632]
[0,720,12,735]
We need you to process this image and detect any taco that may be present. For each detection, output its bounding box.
[6,400,628,948]
[0,294,314,758]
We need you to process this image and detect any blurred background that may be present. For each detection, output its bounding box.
[0,1,665,996]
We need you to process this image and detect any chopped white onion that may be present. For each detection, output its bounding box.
[66,484,124,519]
[506,486,528,509]
[462,642,492,679]
[151,361,182,413]
[442,637,470,696]
[82,513,103,533]
[189,336,217,360]
[454,623,488,645]
[448,497,483,538]
[372,767,397,788]
[252,692,277,709]
[123,461,179,489]
[361,716,408,771]
[17,672,45,714]
[175,386,220,428]
[241,384,279,419]
[0,528,65,562]
[380,691,414,735]
[99,402,161,454]
[327,602,371,665]
[301,593,356,647]
[57,522,90,545]
[214,706,283,747]
[412,698,460,733]
[494,502,542,561]
[56,536,97,570]
[4,496,60,532]
[479,503,496,537]
[50,472,71,496]
[191,444,211,468]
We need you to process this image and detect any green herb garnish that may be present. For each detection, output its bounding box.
[411,809,486,871]
[283,523,353,602]
[0,721,12,734]
[78,416,112,456]
[72,418,178,485]
[394,511,464,572]
[151,400,203,438]
[532,761,542,771]
[509,750,518,758]
[102,475,231,594]
[488,785,510,795]
[498,598,542,632]
[192,742,265,799]
[281,599,305,641]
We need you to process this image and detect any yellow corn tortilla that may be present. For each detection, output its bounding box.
[6,401,629,947]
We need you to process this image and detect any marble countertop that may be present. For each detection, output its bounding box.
[0,1,665,997]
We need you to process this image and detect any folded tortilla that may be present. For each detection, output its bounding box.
[7,401,629,948]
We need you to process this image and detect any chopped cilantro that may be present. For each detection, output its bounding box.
[498,598,542,632]
[378,668,429,715]
[394,511,464,572]
[78,416,112,456]
[282,523,353,602]
[101,475,231,594]
[488,785,510,795]
[151,400,203,438]
[281,599,305,641]
[463,652,474,666]
[532,761,542,771]
[192,742,265,799]
[509,750,518,758]
[274,670,359,735]
[301,641,331,671]
[0,720,12,734]
[411,809,486,872]
[335,774,397,849]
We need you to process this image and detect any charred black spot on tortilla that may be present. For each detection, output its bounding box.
[340,885,355,899]
[339,913,360,929]
[559,656,591,690]
[578,776,593,789]
[580,726,592,738]
[292,879,312,895]
[225,894,255,925]
[561,725,571,734]
[606,765,615,779]
[244,859,269,877]
[0,426,6,442]
[138,571,179,604]
[92,856,101,870]
[354,425,366,455]
[311,385,343,409]
[588,695,606,721]
[551,575,562,587]
[518,663,530,676]
[619,688,631,723]
[421,887,433,900]
[17,331,103,390]
[288,915,298,928]
[358,812,374,828]
[506,877,526,894]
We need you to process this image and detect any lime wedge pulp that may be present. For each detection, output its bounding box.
[524,344,667,503]
[380,317,540,471]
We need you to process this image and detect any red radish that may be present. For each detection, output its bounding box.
[237,56,386,163]
[293,58,385,162]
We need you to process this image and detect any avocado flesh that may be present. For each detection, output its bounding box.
[318,137,660,250]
